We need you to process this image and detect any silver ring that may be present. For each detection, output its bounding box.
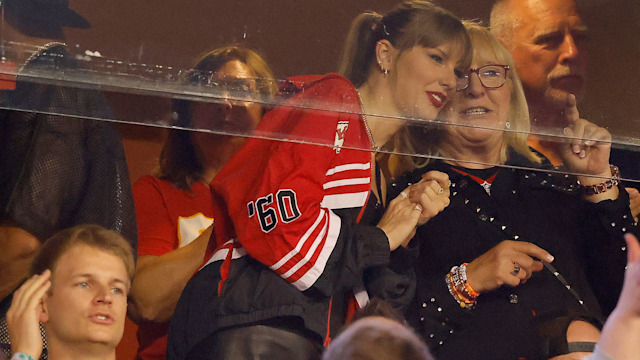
[510,262,521,276]
[400,191,408,199]
[437,187,444,195]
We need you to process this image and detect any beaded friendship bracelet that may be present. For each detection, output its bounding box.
[445,263,479,309]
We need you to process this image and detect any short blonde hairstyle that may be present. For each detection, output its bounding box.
[31,224,135,282]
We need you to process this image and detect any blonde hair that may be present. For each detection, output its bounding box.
[31,224,135,282]
[393,21,540,174]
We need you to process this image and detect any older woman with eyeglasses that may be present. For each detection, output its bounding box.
[390,22,637,360]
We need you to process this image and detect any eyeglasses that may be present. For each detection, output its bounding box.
[456,64,510,91]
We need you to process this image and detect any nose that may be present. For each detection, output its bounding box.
[95,285,113,305]
[558,33,582,64]
[464,72,485,98]
[441,67,457,91]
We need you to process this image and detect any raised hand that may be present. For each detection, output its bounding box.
[560,94,612,178]
[6,270,51,360]
[465,240,554,294]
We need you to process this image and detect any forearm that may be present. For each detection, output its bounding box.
[129,227,210,323]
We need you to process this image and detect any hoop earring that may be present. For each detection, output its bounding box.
[378,61,387,78]
[505,121,511,130]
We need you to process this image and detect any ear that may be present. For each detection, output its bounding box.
[375,40,395,74]
[39,293,50,323]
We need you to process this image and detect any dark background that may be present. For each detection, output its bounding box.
[61,0,640,138]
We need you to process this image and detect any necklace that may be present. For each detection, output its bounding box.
[355,89,378,152]
[451,167,499,195]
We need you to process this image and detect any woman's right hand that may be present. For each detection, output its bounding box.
[465,240,554,294]
[377,172,451,251]
[409,171,451,226]
[377,186,423,251]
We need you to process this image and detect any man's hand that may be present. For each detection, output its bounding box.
[6,270,51,360]
[560,94,612,178]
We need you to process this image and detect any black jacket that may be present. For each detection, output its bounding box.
[390,156,636,360]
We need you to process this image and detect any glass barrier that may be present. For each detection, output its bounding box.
[2,0,640,184]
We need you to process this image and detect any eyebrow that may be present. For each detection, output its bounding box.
[533,24,589,39]
[434,47,449,60]
[71,274,131,288]
[112,278,131,289]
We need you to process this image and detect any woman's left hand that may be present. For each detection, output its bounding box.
[560,94,611,178]
[407,170,451,226]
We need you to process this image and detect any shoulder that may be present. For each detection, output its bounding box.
[133,175,173,194]
[278,73,360,112]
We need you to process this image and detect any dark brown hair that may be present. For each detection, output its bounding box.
[31,224,135,282]
[158,45,277,190]
[339,0,472,87]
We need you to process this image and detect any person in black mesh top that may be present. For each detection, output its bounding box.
[0,1,137,358]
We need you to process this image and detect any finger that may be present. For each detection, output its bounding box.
[11,271,50,313]
[625,233,640,264]
[421,171,450,190]
[511,252,545,274]
[563,126,581,157]
[397,197,423,221]
[408,182,441,208]
[511,241,555,263]
[581,124,611,147]
[562,93,579,125]
[511,266,529,282]
[502,271,522,287]
[24,278,51,313]
[417,187,449,218]
[566,121,587,155]
[390,186,413,205]
[626,187,640,197]
[518,268,530,283]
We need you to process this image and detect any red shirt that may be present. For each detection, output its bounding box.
[133,175,213,360]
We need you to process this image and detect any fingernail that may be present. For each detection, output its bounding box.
[579,150,586,158]
[546,254,554,262]
[563,127,570,135]
[572,144,580,153]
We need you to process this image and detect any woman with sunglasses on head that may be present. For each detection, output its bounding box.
[128,45,278,360]
[167,2,470,359]
[390,22,636,360]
